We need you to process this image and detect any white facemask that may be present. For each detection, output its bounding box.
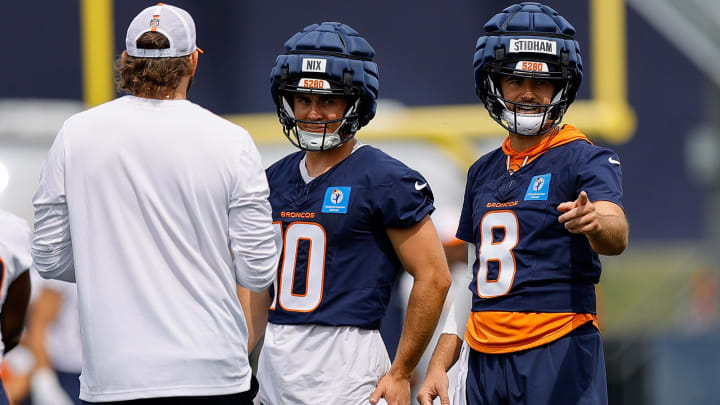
[501,110,547,135]
[298,130,342,150]
[282,97,360,151]
[490,77,563,136]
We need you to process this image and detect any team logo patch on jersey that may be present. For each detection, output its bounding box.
[322,187,351,213]
[524,174,552,200]
[302,58,327,73]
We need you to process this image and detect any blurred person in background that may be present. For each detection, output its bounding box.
[0,209,32,405]
[418,3,628,405]
[1,274,80,405]
[30,3,277,404]
[250,22,452,405]
[684,267,720,333]
[23,275,82,405]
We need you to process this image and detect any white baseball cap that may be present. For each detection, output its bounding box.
[125,3,201,58]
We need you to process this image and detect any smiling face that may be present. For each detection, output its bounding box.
[293,93,349,133]
[499,75,556,114]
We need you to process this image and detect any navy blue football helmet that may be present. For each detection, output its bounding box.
[473,2,583,135]
[270,22,379,151]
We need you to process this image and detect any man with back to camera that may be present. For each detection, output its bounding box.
[31,3,278,404]
[417,3,629,405]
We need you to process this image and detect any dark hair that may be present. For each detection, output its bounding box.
[114,32,194,98]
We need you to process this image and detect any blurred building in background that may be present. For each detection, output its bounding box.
[1,1,719,403]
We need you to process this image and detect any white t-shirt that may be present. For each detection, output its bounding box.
[0,209,32,356]
[31,95,278,402]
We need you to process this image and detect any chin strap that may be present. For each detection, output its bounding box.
[281,96,296,120]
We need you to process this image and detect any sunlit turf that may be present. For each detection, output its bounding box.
[598,242,719,337]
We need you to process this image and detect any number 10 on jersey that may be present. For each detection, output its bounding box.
[270,222,327,312]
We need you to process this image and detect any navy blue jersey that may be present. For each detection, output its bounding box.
[266,145,434,329]
[457,138,623,314]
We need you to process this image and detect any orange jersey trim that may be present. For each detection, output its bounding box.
[502,124,592,173]
[467,125,599,353]
[464,311,599,354]
[0,360,14,382]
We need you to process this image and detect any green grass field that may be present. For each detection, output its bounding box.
[599,242,719,337]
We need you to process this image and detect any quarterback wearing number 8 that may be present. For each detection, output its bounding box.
[417,3,629,405]
[253,22,452,405]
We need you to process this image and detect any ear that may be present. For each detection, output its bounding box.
[190,50,199,75]
[121,50,128,62]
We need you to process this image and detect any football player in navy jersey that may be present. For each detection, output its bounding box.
[250,22,452,405]
[417,3,628,405]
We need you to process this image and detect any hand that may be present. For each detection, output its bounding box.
[369,372,411,405]
[417,368,450,405]
[30,368,74,405]
[557,191,601,235]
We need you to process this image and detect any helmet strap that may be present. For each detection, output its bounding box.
[493,48,505,74]
[340,98,361,135]
[560,50,570,80]
[342,71,354,96]
[279,66,290,89]
[281,96,296,120]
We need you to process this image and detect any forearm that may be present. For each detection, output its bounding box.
[390,278,449,379]
[428,275,471,373]
[25,289,62,368]
[25,325,52,368]
[587,211,628,255]
[385,217,452,379]
[229,202,279,292]
[426,333,463,373]
[237,286,271,351]
[441,257,473,338]
[230,144,279,292]
[423,244,472,374]
[31,204,75,282]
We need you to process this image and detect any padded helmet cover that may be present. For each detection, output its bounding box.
[270,22,379,128]
[473,2,583,134]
